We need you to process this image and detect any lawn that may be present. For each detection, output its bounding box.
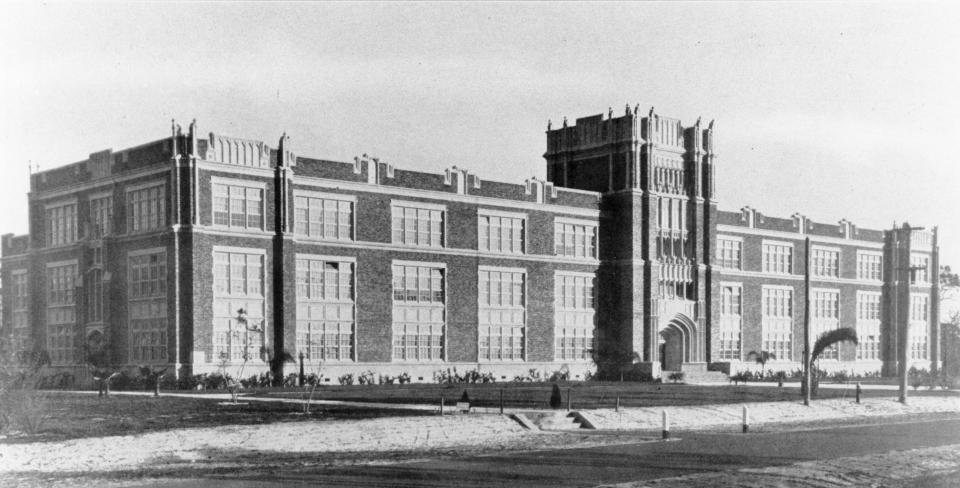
[262,381,958,410]
[0,391,428,444]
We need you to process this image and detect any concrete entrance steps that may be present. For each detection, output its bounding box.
[531,411,596,430]
[665,369,730,385]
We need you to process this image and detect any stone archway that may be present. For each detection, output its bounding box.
[659,314,698,371]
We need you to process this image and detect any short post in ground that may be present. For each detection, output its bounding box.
[499,389,504,414]
[440,395,444,416]
[856,382,862,404]
[567,388,572,411]
[615,395,620,412]
[742,405,749,433]
[662,410,670,440]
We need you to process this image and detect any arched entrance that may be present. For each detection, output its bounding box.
[658,314,697,371]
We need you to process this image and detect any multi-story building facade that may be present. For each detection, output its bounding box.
[0,107,941,382]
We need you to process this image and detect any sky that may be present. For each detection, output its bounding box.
[1,1,959,274]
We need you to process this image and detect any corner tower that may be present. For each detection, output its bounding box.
[544,105,718,378]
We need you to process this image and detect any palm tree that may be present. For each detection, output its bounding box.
[809,328,858,397]
[746,350,776,378]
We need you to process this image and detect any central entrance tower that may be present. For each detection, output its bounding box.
[544,106,718,378]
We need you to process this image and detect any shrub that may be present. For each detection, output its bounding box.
[397,372,412,384]
[549,365,571,382]
[0,389,49,435]
[338,373,355,385]
[667,371,685,384]
[379,374,396,385]
[730,371,752,384]
[304,373,323,386]
[829,370,850,384]
[549,383,562,409]
[202,372,231,390]
[357,371,377,385]
[459,390,471,405]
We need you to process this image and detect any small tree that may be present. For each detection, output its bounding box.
[549,383,562,409]
[809,328,858,397]
[746,350,776,379]
[138,366,168,396]
[223,307,266,404]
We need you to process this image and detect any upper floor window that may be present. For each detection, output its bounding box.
[89,195,113,239]
[910,254,930,284]
[213,182,263,230]
[762,241,793,274]
[127,184,166,233]
[554,218,598,259]
[857,251,882,281]
[391,202,444,248]
[812,247,840,278]
[478,211,525,254]
[717,237,742,270]
[45,201,77,247]
[294,193,354,241]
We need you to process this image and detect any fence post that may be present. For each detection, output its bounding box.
[662,410,670,439]
[500,389,504,414]
[440,395,444,416]
[856,382,862,404]
[616,395,620,412]
[567,388,572,411]
[742,405,749,433]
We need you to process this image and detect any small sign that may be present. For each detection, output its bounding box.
[456,402,470,412]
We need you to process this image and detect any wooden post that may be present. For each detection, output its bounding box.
[616,395,620,412]
[856,382,862,404]
[662,410,670,439]
[567,388,572,411]
[440,395,444,416]
[742,405,749,433]
[499,389,504,414]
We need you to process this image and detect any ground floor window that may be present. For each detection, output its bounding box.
[296,303,354,361]
[213,298,265,362]
[130,298,167,362]
[392,320,443,361]
[554,327,593,361]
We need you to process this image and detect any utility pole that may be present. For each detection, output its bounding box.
[803,236,811,406]
[895,224,926,405]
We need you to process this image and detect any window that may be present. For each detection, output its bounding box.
[213,183,263,230]
[126,184,166,233]
[392,264,445,361]
[657,196,686,231]
[856,292,881,360]
[812,247,840,278]
[910,254,930,284]
[47,262,78,364]
[910,294,928,360]
[717,238,742,270]
[857,252,882,281]
[812,289,840,360]
[718,284,742,360]
[554,219,598,259]
[391,203,444,247]
[89,195,113,238]
[213,250,266,362]
[479,268,526,361]
[554,273,595,361]
[45,201,77,247]
[129,251,167,362]
[88,268,104,323]
[11,271,29,355]
[478,212,525,254]
[762,242,793,274]
[761,287,793,361]
[296,258,355,361]
[294,194,354,240]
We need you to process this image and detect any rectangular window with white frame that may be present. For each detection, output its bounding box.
[11,270,30,355]
[213,249,266,363]
[392,262,445,361]
[391,201,444,248]
[128,250,168,363]
[126,183,166,233]
[212,180,264,230]
[812,247,840,278]
[761,286,793,361]
[45,200,77,247]
[910,293,929,360]
[717,237,742,270]
[479,267,526,361]
[295,256,355,362]
[910,254,930,284]
[856,291,881,360]
[554,272,595,361]
[856,251,883,281]
[293,191,354,241]
[478,209,525,254]
[812,289,840,360]
[718,283,742,360]
[762,241,793,274]
[46,261,78,365]
[554,217,598,259]
[89,194,113,239]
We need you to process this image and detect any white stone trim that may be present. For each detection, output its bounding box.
[295,254,357,263]
[293,189,357,202]
[392,259,447,269]
[127,247,167,258]
[390,199,447,212]
[717,234,743,242]
[210,176,268,189]
[212,245,267,255]
[125,179,166,194]
[46,259,78,268]
[43,198,78,210]
[478,265,527,274]
[477,208,527,220]
[717,224,883,249]
[554,216,599,227]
